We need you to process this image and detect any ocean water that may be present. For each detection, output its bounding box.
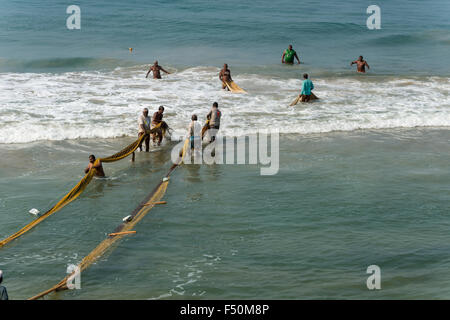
[1,129,450,299]
[0,0,449,300]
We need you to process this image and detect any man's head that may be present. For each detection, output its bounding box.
[212,102,218,109]
[89,155,96,163]
[223,63,228,69]
[358,56,363,61]
[158,106,165,114]
[154,60,159,66]
[288,44,293,50]
[143,108,149,116]
[192,114,198,121]
[0,270,3,284]
[303,73,308,79]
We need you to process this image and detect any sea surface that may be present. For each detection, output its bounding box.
[0,0,449,299]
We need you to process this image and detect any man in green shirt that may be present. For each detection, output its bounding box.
[282,45,300,64]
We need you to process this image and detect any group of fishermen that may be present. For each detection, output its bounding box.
[86,103,221,177]
[86,44,370,177]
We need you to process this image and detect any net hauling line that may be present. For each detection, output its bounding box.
[0,123,166,249]
[29,138,190,300]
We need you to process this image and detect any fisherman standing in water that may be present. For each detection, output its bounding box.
[206,102,222,142]
[219,64,232,90]
[188,114,202,150]
[282,45,300,64]
[132,108,151,162]
[138,108,151,152]
[300,73,314,102]
[146,61,171,79]
[151,106,165,146]
[350,56,370,73]
[84,155,105,177]
[0,270,8,300]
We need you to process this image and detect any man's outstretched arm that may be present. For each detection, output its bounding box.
[281,52,286,63]
[161,67,171,74]
[145,68,152,78]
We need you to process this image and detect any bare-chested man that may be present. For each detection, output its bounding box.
[151,106,165,146]
[145,61,171,79]
[350,56,370,73]
[84,155,105,177]
[219,64,232,90]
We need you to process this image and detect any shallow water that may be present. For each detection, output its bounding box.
[0,128,449,299]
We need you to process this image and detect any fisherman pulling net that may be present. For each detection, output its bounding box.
[29,138,190,300]
[0,123,165,249]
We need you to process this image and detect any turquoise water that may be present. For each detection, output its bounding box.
[1,129,449,299]
[0,0,449,74]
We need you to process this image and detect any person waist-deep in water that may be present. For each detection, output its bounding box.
[152,106,165,146]
[300,73,314,102]
[282,44,300,64]
[145,60,171,79]
[0,270,8,300]
[350,55,370,73]
[219,64,232,90]
[84,154,105,177]
[206,102,222,142]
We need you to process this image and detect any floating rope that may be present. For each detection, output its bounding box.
[0,123,166,249]
[29,138,189,300]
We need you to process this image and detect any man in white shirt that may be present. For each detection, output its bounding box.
[132,108,151,162]
[188,114,202,150]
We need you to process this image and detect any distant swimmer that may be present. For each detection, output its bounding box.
[219,64,232,90]
[146,61,171,79]
[132,108,151,162]
[0,270,8,300]
[351,56,370,73]
[151,106,165,146]
[206,102,222,142]
[282,44,300,64]
[300,73,314,102]
[188,114,202,150]
[84,155,105,177]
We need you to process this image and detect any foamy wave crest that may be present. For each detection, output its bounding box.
[0,66,449,143]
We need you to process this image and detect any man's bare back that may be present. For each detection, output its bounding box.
[351,56,370,73]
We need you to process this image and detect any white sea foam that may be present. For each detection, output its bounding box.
[0,66,449,144]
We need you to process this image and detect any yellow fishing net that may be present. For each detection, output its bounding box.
[29,138,190,300]
[224,80,246,93]
[0,123,165,249]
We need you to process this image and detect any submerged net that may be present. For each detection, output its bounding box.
[29,138,189,300]
[0,123,165,249]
